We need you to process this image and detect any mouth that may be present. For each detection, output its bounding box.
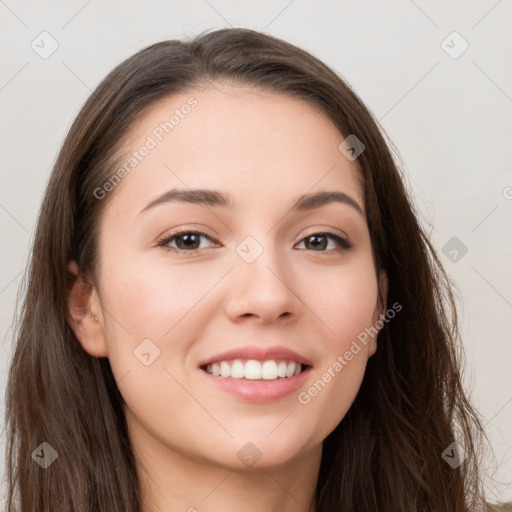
[200,359,311,381]
[197,345,313,401]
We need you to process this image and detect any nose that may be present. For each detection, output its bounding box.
[224,242,302,325]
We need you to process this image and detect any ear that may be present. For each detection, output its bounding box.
[66,260,108,358]
[368,270,388,357]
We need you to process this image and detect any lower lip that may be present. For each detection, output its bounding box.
[200,367,312,403]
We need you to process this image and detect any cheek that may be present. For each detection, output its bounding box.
[294,260,378,436]
[97,254,225,393]
[308,257,379,344]
[101,254,221,340]
[96,257,212,437]
[297,351,368,447]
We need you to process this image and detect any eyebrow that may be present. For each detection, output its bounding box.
[138,188,364,217]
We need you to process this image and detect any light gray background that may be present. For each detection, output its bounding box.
[1,0,511,506]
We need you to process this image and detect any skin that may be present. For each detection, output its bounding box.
[67,82,388,512]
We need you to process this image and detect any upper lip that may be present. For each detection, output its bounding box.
[198,345,313,368]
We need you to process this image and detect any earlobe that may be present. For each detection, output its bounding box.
[66,260,108,358]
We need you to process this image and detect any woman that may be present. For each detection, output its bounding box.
[5,27,489,511]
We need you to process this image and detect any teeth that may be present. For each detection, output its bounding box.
[245,360,261,379]
[231,360,245,379]
[204,359,304,380]
[211,363,221,376]
[261,361,277,380]
[220,361,230,377]
[286,361,296,377]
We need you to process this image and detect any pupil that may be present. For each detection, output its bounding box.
[179,234,198,249]
[308,235,326,250]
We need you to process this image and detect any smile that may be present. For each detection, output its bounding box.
[202,359,306,380]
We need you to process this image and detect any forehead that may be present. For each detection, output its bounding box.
[105,83,364,219]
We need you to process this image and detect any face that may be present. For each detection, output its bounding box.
[69,82,387,472]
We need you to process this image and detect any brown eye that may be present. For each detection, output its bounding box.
[157,231,215,253]
[296,232,351,252]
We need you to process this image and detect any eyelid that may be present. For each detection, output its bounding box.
[156,229,218,251]
[296,230,352,251]
[156,227,352,254]
[302,225,349,240]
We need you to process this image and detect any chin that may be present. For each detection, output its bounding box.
[211,429,318,471]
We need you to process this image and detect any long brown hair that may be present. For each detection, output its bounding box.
[5,27,490,511]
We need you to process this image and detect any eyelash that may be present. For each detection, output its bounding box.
[156,230,352,254]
